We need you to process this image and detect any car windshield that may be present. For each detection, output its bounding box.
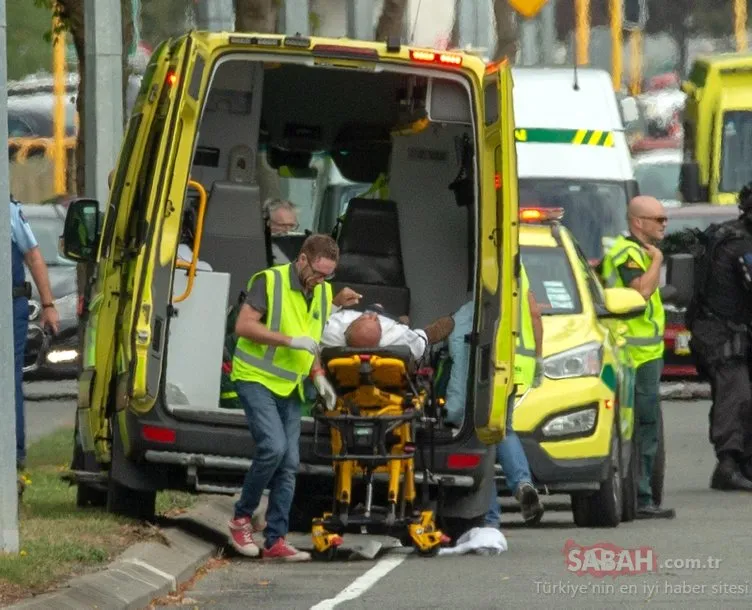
[25,215,75,266]
[634,161,681,201]
[519,179,628,260]
[521,245,583,315]
[720,110,752,193]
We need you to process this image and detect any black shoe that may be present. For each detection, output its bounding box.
[710,461,752,491]
[636,504,676,520]
[516,482,544,524]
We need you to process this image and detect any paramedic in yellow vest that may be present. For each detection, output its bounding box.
[226,234,358,561]
[600,195,675,521]
[486,262,545,527]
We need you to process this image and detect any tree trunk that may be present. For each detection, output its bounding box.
[234,0,278,32]
[375,0,408,42]
[493,0,518,62]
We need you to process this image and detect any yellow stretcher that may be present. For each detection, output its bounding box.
[310,346,450,560]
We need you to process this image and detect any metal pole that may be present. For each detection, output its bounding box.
[84,0,123,208]
[53,17,67,196]
[735,0,748,52]
[347,0,375,40]
[0,0,20,555]
[610,0,623,91]
[540,0,556,65]
[629,29,642,95]
[575,0,590,65]
[280,0,310,36]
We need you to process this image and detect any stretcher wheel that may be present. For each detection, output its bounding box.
[416,544,441,558]
[312,546,338,562]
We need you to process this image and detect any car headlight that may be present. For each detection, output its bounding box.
[542,407,597,437]
[53,293,78,321]
[543,341,603,380]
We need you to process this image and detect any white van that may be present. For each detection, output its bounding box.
[511,67,639,261]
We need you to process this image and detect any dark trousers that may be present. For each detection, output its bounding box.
[635,357,663,507]
[706,360,752,462]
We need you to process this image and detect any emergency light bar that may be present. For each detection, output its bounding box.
[519,207,565,222]
[409,49,463,67]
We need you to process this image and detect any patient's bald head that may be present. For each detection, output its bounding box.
[344,313,382,348]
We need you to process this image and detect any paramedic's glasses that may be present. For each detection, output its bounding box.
[639,215,668,225]
[306,262,335,281]
[269,219,299,232]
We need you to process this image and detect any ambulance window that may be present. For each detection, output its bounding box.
[484,80,499,126]
[521,246,582,315]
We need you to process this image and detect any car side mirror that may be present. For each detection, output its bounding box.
[597,287,647,320]
[666,253,695,306]
[679,161,701,203]
[62,198,100,263]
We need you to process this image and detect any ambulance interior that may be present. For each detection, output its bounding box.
[164,56,481,428]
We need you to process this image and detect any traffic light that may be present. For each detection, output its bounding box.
[623,0,648,29]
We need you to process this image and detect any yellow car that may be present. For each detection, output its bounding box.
[497,207,646,527]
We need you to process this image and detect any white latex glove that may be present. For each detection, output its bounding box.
[313,374,337,411]
[289,336,319,356]
[532,357,545,389]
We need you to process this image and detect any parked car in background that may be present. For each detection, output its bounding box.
[660,203,739,378]
[22,202,79,379]
[633,148,683,208]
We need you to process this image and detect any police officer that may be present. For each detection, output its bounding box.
[601,195,675,519]
[10,196,59,471]
[226,234,359,562]
[687,182,752,492]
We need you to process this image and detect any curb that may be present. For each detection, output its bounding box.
[7,495,243,610]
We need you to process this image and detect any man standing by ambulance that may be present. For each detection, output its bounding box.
[601,195,675,520]
[227,234,357,561]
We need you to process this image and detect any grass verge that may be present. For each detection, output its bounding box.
[0,427,197,606]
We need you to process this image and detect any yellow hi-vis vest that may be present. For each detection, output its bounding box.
[231,264,333,398]
[600,234,665,367]
[514,264,537,391]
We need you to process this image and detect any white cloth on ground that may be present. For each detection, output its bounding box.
[437,527,508,556]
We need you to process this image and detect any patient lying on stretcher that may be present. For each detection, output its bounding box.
[319,305,456,361]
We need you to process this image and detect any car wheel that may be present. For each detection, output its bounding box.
[72,412,107,508]
[651,410,665,507]
[571,424,622,528]
[621,437,638,523]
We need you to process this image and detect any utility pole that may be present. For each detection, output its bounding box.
[0,0,20,555]
[575,0,590,65]
[84,0,123,208]
[610,0,623,91]
[52,17,67,196]
[540,0,556,65]
[735,0,748,52]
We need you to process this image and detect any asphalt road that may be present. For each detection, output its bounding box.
[155,398,752,610]
[24,380,76,443]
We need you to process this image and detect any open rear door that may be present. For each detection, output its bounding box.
[472,64,518,444]
[78,39,188,460]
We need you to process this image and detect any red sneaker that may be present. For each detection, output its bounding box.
[228,516,260,557]
[262,538,311,562]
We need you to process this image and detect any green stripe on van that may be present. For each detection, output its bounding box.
[514,128,614,147]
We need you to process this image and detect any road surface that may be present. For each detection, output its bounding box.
[155,398,752,609]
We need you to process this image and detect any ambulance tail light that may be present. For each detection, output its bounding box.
[519,207,565,223]
[409,49,463,67]
[142,425,176,444]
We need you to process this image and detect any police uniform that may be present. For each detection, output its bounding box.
[601,233,671,516]
[10,198,38,470]
[229,263,333,549]
[688,215,752,490]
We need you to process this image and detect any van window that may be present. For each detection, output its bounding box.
[519,178,628,260]
[720,110,752,193]
[522,245,582,315]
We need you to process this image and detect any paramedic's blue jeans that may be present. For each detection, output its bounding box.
[234,381,301,548]
[485,406,532,526]
[13,297,29,469]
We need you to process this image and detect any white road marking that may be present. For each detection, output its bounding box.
[309,554,407,610]
[122,557,177,590]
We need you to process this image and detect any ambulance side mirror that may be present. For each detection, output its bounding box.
[62,198,101,263]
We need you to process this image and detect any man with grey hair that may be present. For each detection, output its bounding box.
[264,198,300,264]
